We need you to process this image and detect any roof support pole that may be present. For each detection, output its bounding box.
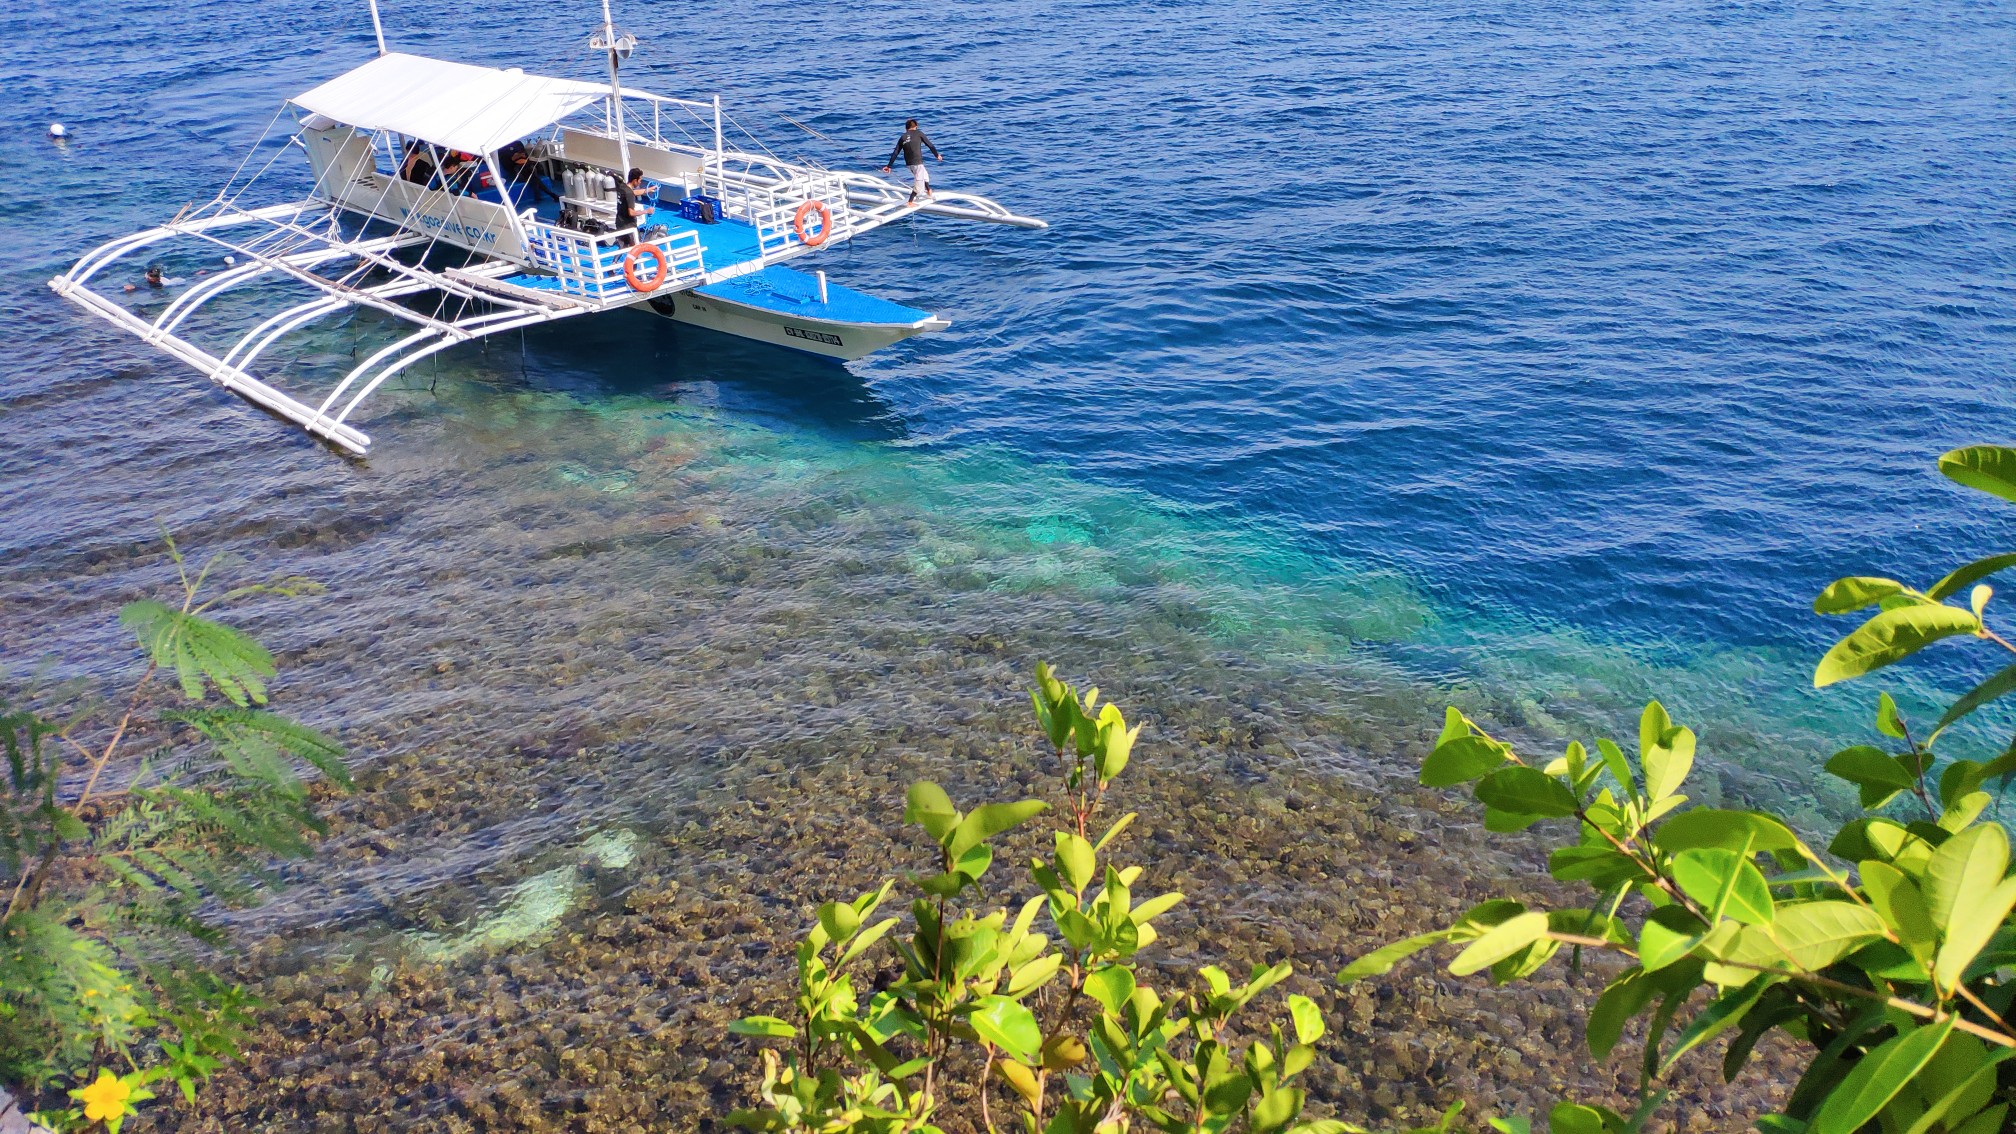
[367,0,387,56]
[599,0,632,176]
[484,152,532,250]
[713,94,723,195]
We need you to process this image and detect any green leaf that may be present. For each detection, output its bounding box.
[1810,1015,1956,1134]
[1596,738,1635,797]
[1639,906,1709,972]
[1055,832,1096,893]
[1083,965,1137,1015]
[1287,994,1324,1045]
[1640,703,1694,802]
[1824,746,1915,791]
[1549,845,1652,887]
[953,841,994,882]
[1672,848,1775,926]
[1089,702,1140,787]
[839,917,899,969]
[1939,445,2016,505]
[969,995,1041,1064]
[729,1015,798,1038]
[1547,1103,1610,1134]
[1653,808,1799,854]
[1710,901,1886,980]
[1930,662,2016,743]
[120,600,276,706]
[1435,706,1467,745]
[1586,967,1655,1058]
[1420,734,1507,787]
[1130,890,1184,924]
[946,800,1048,860]
[1473,767,1579,818]
[1929,551,2016,602]
[1449,912,1550,977]
[1005,952,1064,997]
[1898,1048,2015,1134]
[1921,823,2009,937]
[904,781,960,841]
[1814,603,1981,688]
[1251,1087,1304,1134]
[917,870,966,898]
[1859,861,1938,951]
[818,901,861,944]
[1815,577,1909,615]
[1338,930,1454,983]
[1935,875,2016,989]
[1483,806,1545,832]
[1876,693,1908,739]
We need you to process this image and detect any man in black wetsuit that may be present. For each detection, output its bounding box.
[880,118,941,204]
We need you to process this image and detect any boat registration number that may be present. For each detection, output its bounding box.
[785,326,843,347]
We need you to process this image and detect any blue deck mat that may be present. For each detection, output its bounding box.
[499,206,929,324]
[696,265,933,326]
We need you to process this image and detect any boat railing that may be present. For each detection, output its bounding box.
[521,219,705,300]
[713,171,855,260]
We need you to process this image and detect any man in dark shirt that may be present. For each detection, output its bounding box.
[881,118,942,204]
[612,167,649,245]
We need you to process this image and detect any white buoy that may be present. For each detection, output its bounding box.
[223,255,236,266]
[47,123,66,139]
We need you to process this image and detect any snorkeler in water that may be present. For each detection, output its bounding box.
[124,264,183,292]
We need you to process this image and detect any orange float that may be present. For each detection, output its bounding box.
[793,200,832,247]
[622,243,669,291]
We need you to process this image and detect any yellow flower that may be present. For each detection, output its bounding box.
[68,1068,152,1129]
[73,1070,133,1122]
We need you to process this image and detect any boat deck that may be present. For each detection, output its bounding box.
[500,197,767,297]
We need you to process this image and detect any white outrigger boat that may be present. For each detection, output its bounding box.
[47,7,1044,456]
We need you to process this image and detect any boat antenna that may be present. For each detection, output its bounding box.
[367,0,388,56]
[591,0,636,175]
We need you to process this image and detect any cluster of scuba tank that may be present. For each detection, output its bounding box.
[559,165,622,231]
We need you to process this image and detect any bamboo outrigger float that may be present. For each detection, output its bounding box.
[48,6,1044,456]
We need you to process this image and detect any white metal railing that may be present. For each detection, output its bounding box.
[521,220,705,300]
[712,171,855,259]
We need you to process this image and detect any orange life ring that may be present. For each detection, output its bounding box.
[622,243,669,292]
[793,200,832,247]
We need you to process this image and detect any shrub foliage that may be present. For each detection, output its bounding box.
[1346,444,2016,1134]
[2,538,349,1131]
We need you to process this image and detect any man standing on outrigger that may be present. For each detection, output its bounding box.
[881,118,942,204]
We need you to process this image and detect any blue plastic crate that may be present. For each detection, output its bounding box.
[680,194,725,224]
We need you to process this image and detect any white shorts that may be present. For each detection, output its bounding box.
[908,162,930,192]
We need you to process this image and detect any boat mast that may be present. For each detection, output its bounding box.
[595,0,633,176]
[366,0,387,55]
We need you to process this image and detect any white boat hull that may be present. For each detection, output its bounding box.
[640,291,948,361]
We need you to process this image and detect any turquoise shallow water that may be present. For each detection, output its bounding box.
[0,0,2013,1125]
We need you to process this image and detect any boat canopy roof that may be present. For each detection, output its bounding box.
[291,52,609,156]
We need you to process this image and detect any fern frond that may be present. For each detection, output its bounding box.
[163,708,352,793]
[0,911,146,1067]
[118,602,275,707]
[208,574,326,608]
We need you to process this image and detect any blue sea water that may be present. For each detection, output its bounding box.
[3,0,2016,841]
[3,0,2016,1123]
